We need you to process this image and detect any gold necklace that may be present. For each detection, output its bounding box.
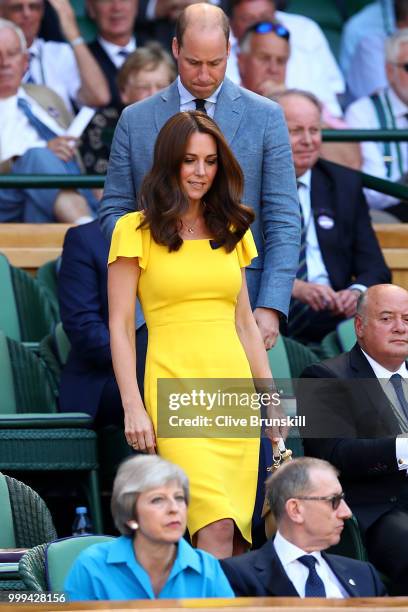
[182,216,200,234]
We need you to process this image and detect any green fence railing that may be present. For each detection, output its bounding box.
[0,129,408,198]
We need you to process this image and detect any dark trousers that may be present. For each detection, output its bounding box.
[366,506,408,595]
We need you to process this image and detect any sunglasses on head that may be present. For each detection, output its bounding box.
[295,492,346,510]
[247,21,290,41]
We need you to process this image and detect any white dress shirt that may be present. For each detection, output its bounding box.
[177,76,222,118]
[345,87,408,210]
[273,531,347,598]
[361,349,408,470]
[227,11,344,117]
[97,36,136,69]
[0,87,65,163]
[23,38,81,113]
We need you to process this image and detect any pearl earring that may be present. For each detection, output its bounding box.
[128,520,139,530]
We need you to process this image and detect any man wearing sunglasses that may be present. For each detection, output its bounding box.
[221,457,386,597]
[300,284,408,595]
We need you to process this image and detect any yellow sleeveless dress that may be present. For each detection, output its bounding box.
[109,211,260,543]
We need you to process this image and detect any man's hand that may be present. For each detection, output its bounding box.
[253,307,280,350]
[48,136,78,161]
[334,288,360,318]
[292,279,340,312]
[47,0,81,42]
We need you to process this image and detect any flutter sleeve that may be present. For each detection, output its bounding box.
[108,211,150,269]
[235,228,258,268]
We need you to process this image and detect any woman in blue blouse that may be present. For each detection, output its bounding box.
[64,455,234,600]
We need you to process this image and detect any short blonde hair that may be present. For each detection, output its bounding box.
[117,42,176,93]
[111,455,189,535]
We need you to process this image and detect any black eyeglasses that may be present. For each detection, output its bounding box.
[247,21,290,41]
[295,492,346,510]
[391,62,408,72]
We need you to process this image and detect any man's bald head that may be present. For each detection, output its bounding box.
[355,284,408,371]
[175,3,230,47]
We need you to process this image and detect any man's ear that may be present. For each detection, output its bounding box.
[285,498,304,524]
[172,37,180,60]
[355,314,363,339]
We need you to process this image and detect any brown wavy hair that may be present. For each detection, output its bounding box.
[138,111,255,252]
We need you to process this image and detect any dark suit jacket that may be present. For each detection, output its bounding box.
[58,221,113,417]
[289,159,391,341]
[299,344,408,531]
[310,159,390,290]
[221,537,386,597]
[88,36,154,109]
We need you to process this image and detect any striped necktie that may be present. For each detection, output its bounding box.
[17,97,57,142]
[287,181,310,337]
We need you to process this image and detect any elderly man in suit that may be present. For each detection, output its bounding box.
[277,89,390,344]
[299,284,408,595]
[100,2,300,350]
[221,457,386,597]
[0,19,98,222]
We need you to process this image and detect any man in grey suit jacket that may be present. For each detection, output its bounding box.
[99,3,300,348]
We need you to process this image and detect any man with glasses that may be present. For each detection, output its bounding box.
[221,457,386,597]
[299,284,408,595]
[346,28,408,220]
[238,21,289,97]
[228,0,344,117]
[0,0,109,112]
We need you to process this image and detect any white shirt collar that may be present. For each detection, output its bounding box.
[297,169,312,190]
[98,36,136,59]
[274,530,322,569]
[176,75,223,105]
[361,348,408,380]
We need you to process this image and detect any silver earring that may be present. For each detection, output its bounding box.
[128,520,139,531]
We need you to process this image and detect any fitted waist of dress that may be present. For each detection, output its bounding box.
[145,316,236,330]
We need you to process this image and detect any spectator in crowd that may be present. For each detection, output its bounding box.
[237,22,361,170]
[340,0,395,84]
[86,0,150,110]
[277,89,390,345]
[299,284,408,595]
[345,28,408,220]
[227,0,344,117]
[100,2,300,350]
[346,0,408,101]
[0,0,109,112]
[0,19,98,222]
[221,457,386,597]
[58,221,147,427]
[65,455,234,600]
[134,0,231,53]
[81,42,175,175]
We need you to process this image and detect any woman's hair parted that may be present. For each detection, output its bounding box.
[138,111,255,252]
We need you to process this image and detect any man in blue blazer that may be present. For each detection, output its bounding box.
[221,457,386,598]
[58,221,147,427]
[99,2,300,350]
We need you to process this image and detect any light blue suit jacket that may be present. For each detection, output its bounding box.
[100,78,300,316]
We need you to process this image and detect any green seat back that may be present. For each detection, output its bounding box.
[0,253,21,342]
[55,323,71,365]
[36,259,60,321]
[0,473,16,547]
[46,536,115,592]
[0,331,17,413]
[327,515,367,561]
[336,318,356,352]
[268,334,294,396]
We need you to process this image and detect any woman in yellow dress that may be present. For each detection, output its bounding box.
[108,111,274,558]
